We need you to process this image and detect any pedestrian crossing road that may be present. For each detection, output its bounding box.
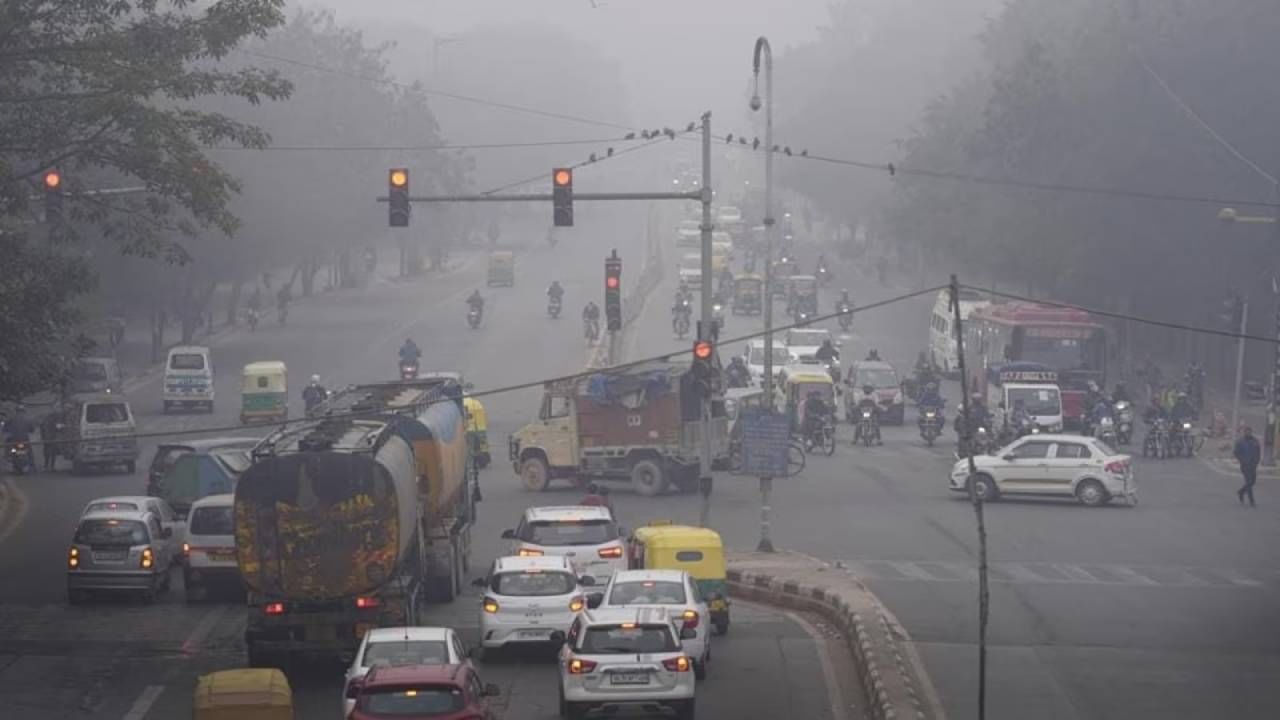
[842,558,1275,589]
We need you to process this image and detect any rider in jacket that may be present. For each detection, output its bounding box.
[854,385,882,444]
[399,338,422,364]
[801,391,831,443]
[466,290,485,313]
[726,357,751,388]
[302,375,328,412]
[547,281,564,302]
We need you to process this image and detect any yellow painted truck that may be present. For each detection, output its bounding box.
[236,378,474,667]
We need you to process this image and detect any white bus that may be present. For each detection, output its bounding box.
[928,288,990,377]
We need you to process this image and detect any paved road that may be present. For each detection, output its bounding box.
[0,203,849,720]
[599,244,1280,720]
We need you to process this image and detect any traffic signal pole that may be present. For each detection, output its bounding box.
[698,112,715,529]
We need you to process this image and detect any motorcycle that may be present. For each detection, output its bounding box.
[399,359,419,380]
[726,365,751,389]
[467,306,482,329]
[246,307,260,332]
[854,407,879,447]
[837,304,852,331]
[548,296,562,319]
[805,417,837,456]
[1168,419,1196,458]
[816,266,831,286]
[1094,414,1118,447]
[1114,401,1134,445]
[793,308,812,326]
[8,440,34,474]
[712,302,725,329]
[584,317,600,343]
[919,408,942,446]
[673,310,691,339]
[1142,417,1169,459]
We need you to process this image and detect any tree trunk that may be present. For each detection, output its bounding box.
[300,260,315,297]
[227,280,243,327]
[150,309,167,363]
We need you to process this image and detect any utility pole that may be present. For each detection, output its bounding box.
[1232,299,1248,438]
[698,112,715,529]
[1270,182,1280,464]
[751,36,776,553]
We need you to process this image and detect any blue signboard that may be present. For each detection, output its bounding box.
[740,409,792,477]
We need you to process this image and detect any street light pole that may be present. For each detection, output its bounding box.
[751,36,776,553]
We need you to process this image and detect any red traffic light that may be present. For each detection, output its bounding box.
[606,276,619,290]
[43,170,62,190]
[554,168,572,186]
[693,340,713,360]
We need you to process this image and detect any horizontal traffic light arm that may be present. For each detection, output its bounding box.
[376,190,701,203]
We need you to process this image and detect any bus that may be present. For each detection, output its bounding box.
[928,288,990,377]
[963,301,1107,428]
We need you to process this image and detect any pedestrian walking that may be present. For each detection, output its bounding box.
[1233,425,1260,507]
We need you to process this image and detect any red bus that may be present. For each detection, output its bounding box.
[963,302,1108,427]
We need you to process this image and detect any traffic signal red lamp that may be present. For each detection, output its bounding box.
[43,169,64,222]
[553,167,573,227]
[605,251,622,331]
[388,168,410,227]
[693,340,713,361]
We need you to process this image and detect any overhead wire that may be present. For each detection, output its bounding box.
[205,137,635,152]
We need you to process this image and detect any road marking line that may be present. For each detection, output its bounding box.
[1002,563,1049,582]
[122,685,163,720]
[1101,565,1158,586]
[773,604,852,720]
[181,605,228,655]
[887,561,939,582]
[1212,568,1264,588]
[1053,563,1102,583]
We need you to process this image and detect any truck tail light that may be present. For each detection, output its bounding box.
[140,548,154,569]
[264,602,286,615]
[68,547,79,569]
[598,546,623,559]
[662,656,691,672]
[355,596,380,609]
[681,609,699,630]
[517,547,544,557]
[569,595,585,612]
[568,658,597,674]
[483,597,500,614]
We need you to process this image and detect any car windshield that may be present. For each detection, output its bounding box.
[75,519,148,546]
[169,353,206,370]
[189,505,234,535]
[522,519,617,547]
[84,501,140,513]
[856,369,899,388]
[357,685,464,716]
[493,571,576,596]
[750,346,791,365]
[608,580,687,605]
[85,403,129,423]
[76,362,108,382]
[1007,387,1061,415]
[580,625,678,654]
[787,331,828,347]
[362,641,450,668]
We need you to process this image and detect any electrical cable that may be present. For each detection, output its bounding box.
[479,131,689,196]
[205,137,634,152]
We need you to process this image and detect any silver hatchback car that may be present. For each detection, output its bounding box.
[67,509,175,603]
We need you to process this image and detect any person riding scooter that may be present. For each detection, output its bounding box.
[726,356,751,388]
[399,338,421,364]
[302,375,328,413]
[853,385,882,445]
[547,281,564,302]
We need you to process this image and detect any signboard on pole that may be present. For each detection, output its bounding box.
[740,409,791,477]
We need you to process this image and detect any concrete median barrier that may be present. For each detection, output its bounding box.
[728,549,944,720]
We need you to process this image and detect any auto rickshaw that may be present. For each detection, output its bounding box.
[778,367,835,432]
[786,275,819,314]
[239,361,287,425]
[486,250,515,287]
[732,274,763,315]
[628,522,731,634]
[193,668,293,720]
[463,395,491,468]
[770,261,793,297]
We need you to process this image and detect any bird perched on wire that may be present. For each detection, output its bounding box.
[800,149,808,157]
[686,121,696,132]
[589,152,597,163]
[752,137,760,150]
[624,132,636,140]
[783,146,792,156]
[606,147,614,157]
[726,133,734,143]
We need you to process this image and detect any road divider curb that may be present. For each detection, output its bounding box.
[728,549,944,720]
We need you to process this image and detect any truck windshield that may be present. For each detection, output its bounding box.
[523,519,617,546]
[493,571,576,596]
[1008,387,1061,415]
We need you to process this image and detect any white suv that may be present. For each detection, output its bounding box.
[556,607,697,720]
[182,494,236,597]
[478,555,589,659]
[949,434,1137,506]
[502,506,626,585]
[592,569,711,680]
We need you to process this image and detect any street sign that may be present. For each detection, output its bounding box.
[739,409,791,477]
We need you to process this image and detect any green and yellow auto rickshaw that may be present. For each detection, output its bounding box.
[464,396,491,468]
[628,522,731,634]
[239,362,287,425]
[732,274,763,315]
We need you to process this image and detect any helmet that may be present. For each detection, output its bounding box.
[310,374,321,384]
[1088,381,1099,392]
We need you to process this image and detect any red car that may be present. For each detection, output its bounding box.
[346,664,500,720]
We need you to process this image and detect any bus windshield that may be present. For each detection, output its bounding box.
[1019,329,1104,371]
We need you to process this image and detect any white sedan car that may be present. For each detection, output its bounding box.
[593,569,711,680]
[949,434,1136,506]
[478,555,589,659]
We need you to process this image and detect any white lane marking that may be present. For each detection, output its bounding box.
[887,561,939,582]
[772,603,852,720]
[1213,567,1264,588]
[1102,564,1158,586]
[1053,563,1102,583]
[181,605,228,654]
[122,685,163,720]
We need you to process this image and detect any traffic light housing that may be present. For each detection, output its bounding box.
[605,252,622,331]
[43,169,63,222]
[553,168,573,227]
[389,168,410,227]
[1220,295,1244,328]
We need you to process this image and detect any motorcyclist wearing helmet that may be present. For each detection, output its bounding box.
[836,289,853,315]
[814,340,840,363]
[583,301,601,339]
[726,356,751,388]
[815,254,829,275]
[399,338,421,364]
[671,296,692,333]
[865,349,881,362]
[1170,392,1196,424]
[854,385,882,444]
[676,280,692,304]
[1111,383,1131,405]
[303,374,328,412]
[547,281,564,302]
[918,381,945,411]
[466,290,484,312]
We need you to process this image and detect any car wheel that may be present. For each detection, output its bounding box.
[630,458,667,497]
[694,657,707,680]
[1076,479,1109,507]
[520,456,550,492]
[969,474,999,502]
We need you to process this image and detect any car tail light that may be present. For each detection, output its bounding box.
[662,656,692,672]
[681,609,700,630]
[140,548,154,569]
[569,595,585,612]
[355,596,380,609]
[568,658,597,674]
[68,547,79,569]
[518,547,544,557]
[1104,461,1129,475]
[483,597,500,614]
[264,602,286,615]
[598,546,623,559]
[182,542,190,557]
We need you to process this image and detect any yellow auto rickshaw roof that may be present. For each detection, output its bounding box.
[632,523,725,548]
[193,669,292,711]
[242,361,286,375]
[784,370,833,385]
[490,250,514,259]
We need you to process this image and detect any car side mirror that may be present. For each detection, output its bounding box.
[1002,454,1016,462]
[578,575,596,587]
[345,680,363,699]
[500,529,515,539]
[549,630,566,644]
[483,683,501,697]
[586,592,604,609]
[680,627,697,640]
[161,527,173,539]
[471,577,488,588]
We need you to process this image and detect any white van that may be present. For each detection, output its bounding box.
[163,345,214,413]
[182,494,239,597]
[928,289,990,377]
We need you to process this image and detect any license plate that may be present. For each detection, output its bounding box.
[609,673,650,685]
[207,549,235,560]
[518,630,549,639]
[93,551,126,561]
